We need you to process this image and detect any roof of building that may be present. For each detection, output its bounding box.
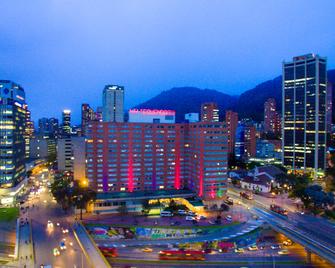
[241,174,271,186]
[255,165,285,177]
[96,189,196,201]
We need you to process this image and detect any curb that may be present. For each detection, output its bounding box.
[78,222,111,268]
[72,222,111,268]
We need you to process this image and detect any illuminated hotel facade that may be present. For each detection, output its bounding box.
[0,80,26,188]
[282,54,327,176]
[86,111,228,202]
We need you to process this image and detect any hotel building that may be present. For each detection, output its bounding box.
[86,110,228,203]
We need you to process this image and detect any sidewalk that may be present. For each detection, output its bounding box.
[73,222,110,268]
[17,219,34,268]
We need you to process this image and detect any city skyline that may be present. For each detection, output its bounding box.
[1,0,335,123]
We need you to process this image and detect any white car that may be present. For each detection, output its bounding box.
[178,209,187,215]
[226,215,232,221]
[62,228,69,234]
[47,220,53,228]
[186,216,195,221]
[187,211,196,216]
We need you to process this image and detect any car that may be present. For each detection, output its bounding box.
[142,247,153,253]
[47,220,53,228]
[69,242,73,247]
[177,209,187,215]
[186,216,195,221]
[56,222,60,227]
[226,215,232,221]
[59,241,66,250]
[197,215,207,220]
[248,245,258,251]
[225,197,234,205]
[234,248,245,253]
[278,249,290,255]
[208,220,215,225]
[283,240,293,246]
[187,211,196,216]
[271,244,281,250]
[62,228,69,234]
[53,248,60,256]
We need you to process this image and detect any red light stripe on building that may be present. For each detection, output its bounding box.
[174,129,181,190]
[128,127,134,192]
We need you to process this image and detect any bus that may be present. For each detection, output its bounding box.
[160,210,173,217]
[158,250,205,261]
[98,246,118,257]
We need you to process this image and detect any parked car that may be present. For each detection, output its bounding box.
[186,216,195,221]
[225,215,232,221]
[178,209,187,215]
[283,240,293,246]
[278,249,290,255]
[234,248,245,253]
[248,245,258,251]
[271,244,281,250]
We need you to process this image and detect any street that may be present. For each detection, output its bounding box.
[26,170,89,268]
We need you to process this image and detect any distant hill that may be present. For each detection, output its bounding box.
[134,87,238,123]
[134,70,335,122]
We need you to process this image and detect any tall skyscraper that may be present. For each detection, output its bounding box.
[62,110,71,136]
[225,110,238,154]
[282,54,327,176]
[102,85,124,122]
[0,80,26,188]
[24,106,34,159]
[38,117,59,138]
[81,103,95,136]
[201,102,219,122]
[264,98,281,135]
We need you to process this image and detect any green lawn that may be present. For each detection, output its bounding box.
[0,207,19,222]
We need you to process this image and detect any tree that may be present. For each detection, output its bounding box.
[325,152,335,192]
[51,173,96,218]
[304,185,335,210]
[51,174,74,211]
[73,185,97,220]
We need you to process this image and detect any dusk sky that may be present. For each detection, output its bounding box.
[1,0,335,124]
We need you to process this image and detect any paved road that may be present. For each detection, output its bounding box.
[228,187,335,265]
[28,170,89,268]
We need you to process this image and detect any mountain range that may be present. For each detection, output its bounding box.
[134,70,335,123]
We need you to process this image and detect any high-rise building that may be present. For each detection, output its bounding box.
[235,123,256,159]
[264,98,280,134]
[0,80,26,188]
[95,106,103,122]
[24,106,34,159]
[81,104,95,136]
[38,117,59,138]
[57,136,86,181]
[102,85,124,122]
[86,121,228,203]
[282,54,327,176]
[225,110,238,154]
[61,109,71,136]
[201,102,219,122]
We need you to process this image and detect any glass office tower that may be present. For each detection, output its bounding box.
[0,80,26,188]
[282,54,327,177]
